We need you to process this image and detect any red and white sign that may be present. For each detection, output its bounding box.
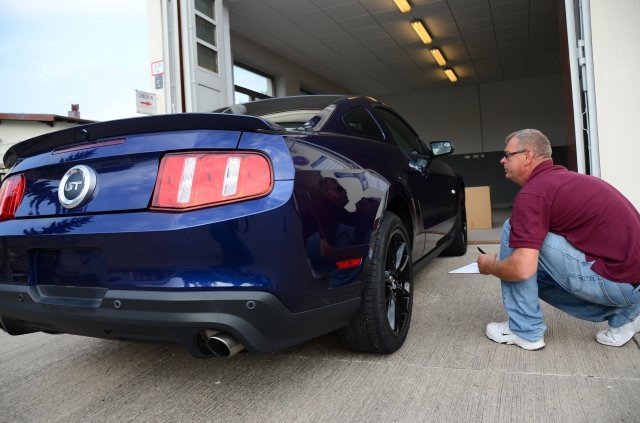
[136,90,156,115]
[151,60,164,76]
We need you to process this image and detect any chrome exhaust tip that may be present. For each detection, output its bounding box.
[201,330,245,357]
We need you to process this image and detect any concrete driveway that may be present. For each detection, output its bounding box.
[1,245,638,422]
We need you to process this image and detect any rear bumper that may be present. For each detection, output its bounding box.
[0,284,360,357]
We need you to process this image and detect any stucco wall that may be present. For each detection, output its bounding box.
[590,0,640,208]
[0,121,81,170]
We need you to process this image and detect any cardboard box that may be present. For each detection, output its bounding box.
[465,186,492,230]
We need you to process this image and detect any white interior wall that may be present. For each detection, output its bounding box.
[383,84,482,154]
[226,34,570,207]
[590,0,640,207]
[382,75,568,154]
[230,32,350,97]
[228,33,566,157]
[480,76,568,151]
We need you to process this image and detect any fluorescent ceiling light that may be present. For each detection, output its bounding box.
[411,20,432,45]
[393,0,411,13]
[430,48,446,66]
[444,68,458,83]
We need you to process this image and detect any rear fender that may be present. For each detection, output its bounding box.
[238,132,295,181]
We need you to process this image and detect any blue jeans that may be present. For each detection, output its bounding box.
[499,219,640,342]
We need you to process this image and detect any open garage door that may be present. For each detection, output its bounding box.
[155,0,233,113]
[563,0,598,176]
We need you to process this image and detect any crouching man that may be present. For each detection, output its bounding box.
[478,129,640,350]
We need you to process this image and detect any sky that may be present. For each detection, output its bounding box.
[0,0,150,121]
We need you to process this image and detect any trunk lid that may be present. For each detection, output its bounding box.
[6,113,275,217]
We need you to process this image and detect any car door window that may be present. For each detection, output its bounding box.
[374,107,427,155]
[342,107,384,139]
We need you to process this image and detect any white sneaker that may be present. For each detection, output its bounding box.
[486,321,545,351]
[596,315,640,347]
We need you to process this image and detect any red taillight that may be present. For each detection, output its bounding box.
[0,174,26,221]
[151,152,273,210]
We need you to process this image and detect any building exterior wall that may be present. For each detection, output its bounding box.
[0,120,85,174]
[146,0,234,114]
[590,0,640,207]
[147,0,167,114]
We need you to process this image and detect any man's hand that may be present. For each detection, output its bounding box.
[477,252,498,275]
[476,248,539,281]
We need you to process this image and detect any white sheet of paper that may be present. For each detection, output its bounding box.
[448,262,480,274]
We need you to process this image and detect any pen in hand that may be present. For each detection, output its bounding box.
[477,247,487,274]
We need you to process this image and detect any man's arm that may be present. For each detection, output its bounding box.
[477,247,539,282]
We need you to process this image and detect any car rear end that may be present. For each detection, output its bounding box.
[0,113,361,357]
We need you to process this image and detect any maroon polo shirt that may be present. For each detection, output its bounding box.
[509,160,640,282]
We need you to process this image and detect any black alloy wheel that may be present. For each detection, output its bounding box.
[383,230,411,334]
[338,211,413,354]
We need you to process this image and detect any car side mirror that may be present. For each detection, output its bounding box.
[430,141,454,156]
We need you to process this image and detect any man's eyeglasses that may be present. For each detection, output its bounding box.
[502,149,527,159]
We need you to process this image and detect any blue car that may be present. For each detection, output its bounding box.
[0,95,466,357]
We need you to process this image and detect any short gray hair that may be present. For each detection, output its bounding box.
[505,129,552,158]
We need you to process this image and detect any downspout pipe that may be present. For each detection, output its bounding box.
[580,0,601,177]
[564,0,586,174]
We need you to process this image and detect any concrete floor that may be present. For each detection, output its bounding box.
[1,244,639,422]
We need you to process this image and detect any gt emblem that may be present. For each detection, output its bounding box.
[58,165,97,209]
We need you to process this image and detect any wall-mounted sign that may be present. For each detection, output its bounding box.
[136,90,156,115]
[151,60,164,76]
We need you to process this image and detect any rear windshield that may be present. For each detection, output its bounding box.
[212,95,345,128]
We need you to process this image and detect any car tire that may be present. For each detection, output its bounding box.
[441,194,467,256]
[338,211,413,354]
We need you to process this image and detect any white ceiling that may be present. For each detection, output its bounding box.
[228,0,562,95]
